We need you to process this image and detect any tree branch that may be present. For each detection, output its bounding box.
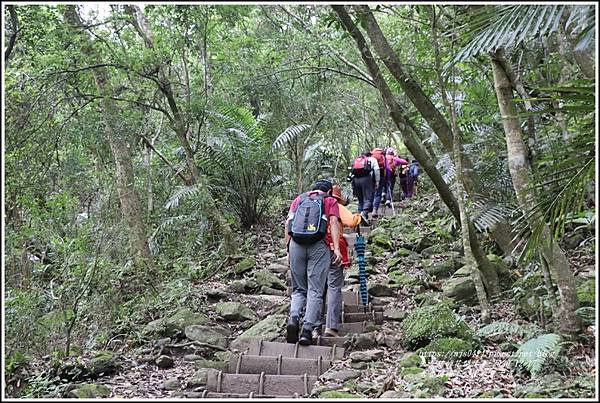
[4,5,19,65]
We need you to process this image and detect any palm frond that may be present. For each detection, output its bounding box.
[148,215,192,255]
[436,153,456,184]
[514,333,562,376]
[164,185,203,210]
[272,123,311,150]
[449,5,570,66]
[477,321,542,340]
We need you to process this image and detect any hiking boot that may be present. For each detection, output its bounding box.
[360,211,370,226]
[286,316,300,344]
[298,328,313,346]
[372,212,379,219]
[324,328,340,337]
[311,326,322,340]
[385,200,392,208]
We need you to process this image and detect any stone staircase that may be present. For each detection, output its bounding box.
[200,206,395,398]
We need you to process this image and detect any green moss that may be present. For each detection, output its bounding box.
[400,367,424,376]
[398,352,422,368]
[420,337,476,361]
[318,390,360,398]
[400,304,474,350]
[369,233,394,251]
[68,384,111,398]
[389,271,422,286]
[577,279,595,307]
[235,257,256,274]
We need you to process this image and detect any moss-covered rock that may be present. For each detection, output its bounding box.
[235,257,256,274]
[516,294,553,319]
[143,308,209,337]
[368,283,395,297]
[402,372,446,397]
[215,302,258,321]
[233,314,286,343]
[254,269,286,290]
[420,244,444,258]
[398,352,423,368]
[419,337,476,361]
[388,271,423,286]
[85,351,117,378]
[577,279,595,307]
[318,390,360,398]
[425,258,463,279]
[400,304,474,350]
[67,384,111,398]
[193,359,228,371]
[184,325,229,348]
[414,292,442,307]
[442,275,477,306]
[369,230,394,251]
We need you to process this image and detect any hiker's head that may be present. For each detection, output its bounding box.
[331,185,348,205]
[312,179,333,194]
[387,148,396,155]
[412,160,418,164]
[363,150,372,157]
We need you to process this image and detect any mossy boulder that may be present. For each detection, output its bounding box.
[425,258,463,279]
[577,279,595,307]
[184,325,230,348]
[402,372,446,398]
[420,244,444,258]
[143,308,209,337]
[388,271,423,286]
[516,294,553,319]
[67,384,111,398]
[188,368,219,387]
[318,390,360,398]
[254,269,286,290]
[193,359,228,371]
[442,274,477,306]
[369,230,394,251]
[85,351,118,378]
[414,292,442,307]
[414,236,434,253]
[235,257,256,274]
[400,304,474,350]
[368,283,395,297]
[233,314,286,343]
[419,337,476,361]
[215,302,258,321]
[398,352,423,368]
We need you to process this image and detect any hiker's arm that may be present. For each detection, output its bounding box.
[329,216,342,264]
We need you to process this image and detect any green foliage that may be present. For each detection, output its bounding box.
[477,321,542,341]
[401,304,474,349]
[514,333,562,376]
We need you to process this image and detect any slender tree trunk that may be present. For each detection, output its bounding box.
[491,49,581,334]
[332,5,460,224]
[429,7,499,296]
[5,5,18,65]
[356,5,517,256]
[63,6,155,274]
[453,112,491,323]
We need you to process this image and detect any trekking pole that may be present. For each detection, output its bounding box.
[388,181,396,216]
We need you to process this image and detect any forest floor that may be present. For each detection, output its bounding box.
[7,193,596,399]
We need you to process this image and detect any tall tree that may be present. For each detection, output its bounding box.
[61,5,156,276]
[490,48,581,334]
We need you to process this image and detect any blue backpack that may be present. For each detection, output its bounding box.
[409,163,419,178]
[288,192,329,244]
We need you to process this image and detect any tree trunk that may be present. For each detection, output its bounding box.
[63,6,155,274]
[356,5,517,256]
[332,5,460,223]
[429,6,499,296]
[491,49,581,334]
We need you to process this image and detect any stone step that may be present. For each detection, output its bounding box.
[314,336,348,347]
[206,372,318,396]
[342,290,368,305]
[343,311,384,325]
[342,303,372,314]
[338,321,377,336]
[229,354,330,376]
[245,339,344,360]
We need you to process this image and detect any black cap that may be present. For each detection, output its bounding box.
[312,179,333,192]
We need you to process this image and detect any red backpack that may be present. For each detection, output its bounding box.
[371,148,385,170]
[351,156,372,176]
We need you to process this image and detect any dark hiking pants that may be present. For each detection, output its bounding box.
[353,175,374,213]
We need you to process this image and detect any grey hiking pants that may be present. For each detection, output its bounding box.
[316,263,345,331]
[353,175,374,213]
[289,239,331,332]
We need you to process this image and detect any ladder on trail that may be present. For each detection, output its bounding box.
[200,203,396,398]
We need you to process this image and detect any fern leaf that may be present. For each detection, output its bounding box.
[514,333,561,376]
[272,124,311,150]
